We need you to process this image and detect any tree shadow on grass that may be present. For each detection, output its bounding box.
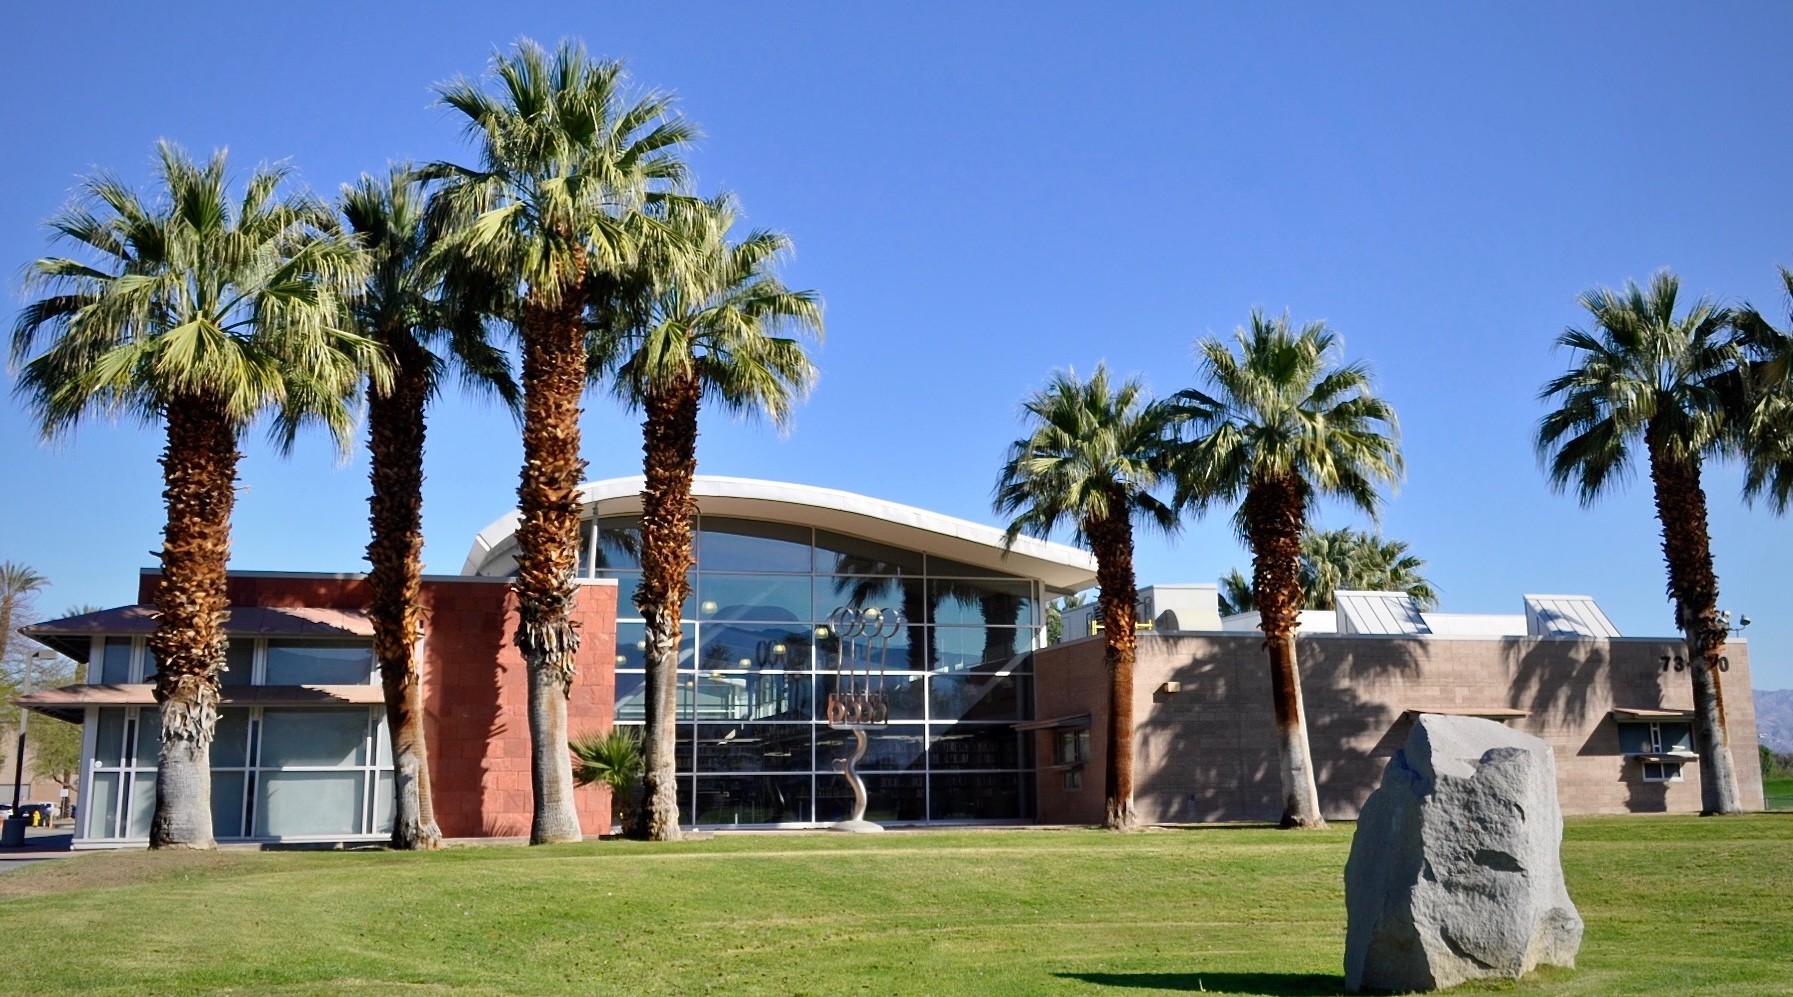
[1057,972,1348,995]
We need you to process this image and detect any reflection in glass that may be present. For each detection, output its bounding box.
[818,773,925,823]
[603,571,697,620]
[693,775,812,824]
[928,773,1025,820]
[265,640,375,685]
[930,674,1023,722]
[929,579,1035,626]
[819,672,925,721]
[695,724,813,772]
[927,726,1026,770]
[696,622,813,672]
[134,709,161,764]
[93,709,126,767]
[815,530,922,575]
[817,726,927,771]
[698,575,811,622]
[931,627,1035,673]
[99,638,133,684]
[376,771,395,834]
[815,621,914,672]
[698,518,812,573]
[924,555,1020,580]
[685,672,810,723]
[593,516,644,570]
[615,672,649,722]
[221,640,255,686]
[612,622,696,670]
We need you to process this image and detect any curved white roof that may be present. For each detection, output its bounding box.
[461,475,1098,591]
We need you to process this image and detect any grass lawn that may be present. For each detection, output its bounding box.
[0,815,1788,996]
[1765,775,1793,811]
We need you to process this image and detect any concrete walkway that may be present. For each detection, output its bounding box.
[0,823,76,875]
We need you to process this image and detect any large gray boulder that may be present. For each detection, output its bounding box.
[1344,714,1583,992]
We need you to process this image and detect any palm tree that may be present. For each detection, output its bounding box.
[341,166,516,850]
[1538,271,1743,814]
[12,142,375,848]
[995,365,1177,830]
[0,563,50,685]
[1730,264,1793,512]
[593,194,822,840]
[1172,311,1401,829]
[1300,528,1437,611]
[427,38,695,844]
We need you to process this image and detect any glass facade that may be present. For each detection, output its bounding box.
[84,704,394,840]
[591,515,1041,825]
[81,636,389,841]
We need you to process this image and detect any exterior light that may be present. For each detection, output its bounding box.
[772,643,787,656]
[701,600,719,615]
[738,658,752,668]
[615,655,627,666]
[636,639,647,651]
[815,626,830,639]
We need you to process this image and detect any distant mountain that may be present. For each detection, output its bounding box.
[1756,689,1793,753]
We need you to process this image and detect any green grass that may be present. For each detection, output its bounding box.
[1,816,1789,996]
[1765,775,1793,811]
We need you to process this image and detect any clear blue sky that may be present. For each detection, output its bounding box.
[5,3,1793,690]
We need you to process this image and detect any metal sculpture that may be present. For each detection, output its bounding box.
[824,606,903,832]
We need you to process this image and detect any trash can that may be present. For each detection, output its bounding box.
[1,816,28,847]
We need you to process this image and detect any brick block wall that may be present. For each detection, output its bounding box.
[1035,632,1766,824]
[138,571,621,839]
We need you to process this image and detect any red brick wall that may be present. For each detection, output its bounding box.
[141,571,621,839]
[421,578,617,838]
[1035,632,1766,824]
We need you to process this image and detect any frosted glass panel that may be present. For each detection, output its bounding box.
[375,771,394,834]
[93,709,126,767]
[256,771,365,837]
[260,709,368,768]
[127,771,157,838]
[87,771,120,838]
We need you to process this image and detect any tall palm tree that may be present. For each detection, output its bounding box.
[11,142,375,848]
[593,194,822,841]
[995,365,1177,830]
[1538,271,1743,814]
[1172,311,1401,829]
[426,38,694,844]
[341,166,516,850]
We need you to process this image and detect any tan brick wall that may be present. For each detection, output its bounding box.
[1035,632,1766,824]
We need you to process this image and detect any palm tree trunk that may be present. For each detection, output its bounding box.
[366,332,443,850]
[1086,494,1139,830]
[1645,423,1743,814]
[146,393,237,849]
[513,288,589,845]
[1245,475,1325,829]
[635,372,700,841]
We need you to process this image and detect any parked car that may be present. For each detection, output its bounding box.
[15,803,53,826]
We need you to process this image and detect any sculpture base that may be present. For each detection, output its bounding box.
[828,819,885,833]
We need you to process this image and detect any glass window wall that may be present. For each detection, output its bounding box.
[593,513,1040,825]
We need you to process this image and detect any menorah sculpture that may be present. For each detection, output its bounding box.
[824,605,903,832]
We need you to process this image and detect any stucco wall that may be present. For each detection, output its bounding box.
[1034,632,1765,824]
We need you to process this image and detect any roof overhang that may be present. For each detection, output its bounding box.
[463,475,1099,592]
[1014,713,1093,731]
[21,605,374,662]
[13,683,386,722]
[1610,708,1696,722]
[1401,707,1530,721]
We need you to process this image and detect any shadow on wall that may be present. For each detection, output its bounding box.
[1503,638,1611,726]
[1137,635,1418,823]
[419,589,514,840]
